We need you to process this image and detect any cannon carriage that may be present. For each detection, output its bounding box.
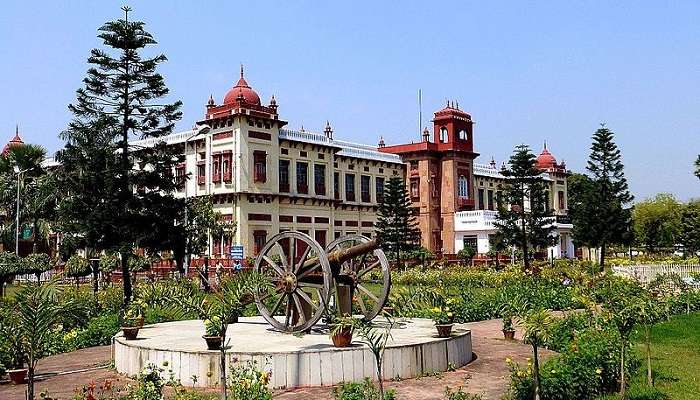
[253,231,391,333]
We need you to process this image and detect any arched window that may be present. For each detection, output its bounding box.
[457,175,468,197]
[458,129,468,141]
[440,127,448,143]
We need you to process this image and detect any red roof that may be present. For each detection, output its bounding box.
[223,66,261,106]
[536,143,557,170]
[2,126,24,155]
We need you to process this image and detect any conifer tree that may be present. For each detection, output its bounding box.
[678,200,700,257]
[695,154,700,180]
[568,173,598,250]
[375,177,420,267]
[585,125,633,268]
[59,6,182,306]
[495,144,556,270]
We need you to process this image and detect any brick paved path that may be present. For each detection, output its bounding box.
[0,319,549,400]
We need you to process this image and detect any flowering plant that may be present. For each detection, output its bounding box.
[204,316,223,337]
[430,298,455,325]
[227,359,272,400]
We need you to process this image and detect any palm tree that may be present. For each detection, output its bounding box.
[521,309,553,400]
[13,278,71,400]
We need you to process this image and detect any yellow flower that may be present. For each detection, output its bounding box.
[505,357,512,364]
[551,369,556,374]
[517,371,524,377]
[596,368,602,375]
[261,371,270,385]
[447,312,454,318]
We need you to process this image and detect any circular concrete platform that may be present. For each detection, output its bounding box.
[114,317,472,389]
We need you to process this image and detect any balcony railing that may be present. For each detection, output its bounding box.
[197,175,205,185]
[279,182,290,193]
[457,196,474,208]
[223,171,232,182]
[297,183,308,194]
[315,184,326,196]
[212,173,221,183]
[346,192,355,202]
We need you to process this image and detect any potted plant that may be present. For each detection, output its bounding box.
[128,300,146,328]
[203,316,223,350]
[1,312,28,384]
[431,299,455,338]
[121,309,140,340]
[502,310,516,340]
[329,315,355,347]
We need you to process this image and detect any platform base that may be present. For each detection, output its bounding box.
[114,317,472,389]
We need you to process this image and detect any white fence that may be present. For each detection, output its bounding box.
[612,264,700,287]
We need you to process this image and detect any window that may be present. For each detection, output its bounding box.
[279,160,290,192]
[487,190,494,211]
[253,230,267,255]
[314,230,327,248]
[558,190,566,210]
[439,127,448,143]
[376,177,385,203]
[458,129,468,141]
[296,162,308,194]
[213,154,221,183]
[463,236,477,251]
[222,152,232,182]
[314,164,326,196]
[361,175,371,202]
[478,188,485,210]
[457,175,468,197]
[175,164,185,190]
[334,172,340,199]
[253,151,266,183]
[410,178,419,199]
[345,173,355,201]
[197,162,205,185]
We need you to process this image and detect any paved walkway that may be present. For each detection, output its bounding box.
[0,319,550,400]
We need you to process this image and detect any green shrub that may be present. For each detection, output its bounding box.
[332,378,396,400]
[227,360,273,400]
[444,387,483,399]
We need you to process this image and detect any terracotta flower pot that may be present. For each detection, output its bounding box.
[122,326,140,340]
[203,335,223,350]
[436,323,454,338]
[503,329,516,340]
[8,368,28,384]
[331,326,353,347]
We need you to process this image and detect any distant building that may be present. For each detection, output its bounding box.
[380,103,574,258]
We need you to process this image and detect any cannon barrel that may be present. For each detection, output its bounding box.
[302,238,379,269]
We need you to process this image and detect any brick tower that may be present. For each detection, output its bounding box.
[380,101,478,254]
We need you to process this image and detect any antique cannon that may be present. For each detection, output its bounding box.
[254,231,391,333]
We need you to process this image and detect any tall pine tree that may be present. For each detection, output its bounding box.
[495,144,556,270]
[375,177,421,267]
[695,154,700,180]
[568,173,598,251]
[585,125,633,269]
[59,6,182,306]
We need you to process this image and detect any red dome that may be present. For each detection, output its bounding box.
[536,143,557,169]
[223,66,261,106]
[2,126,24,155]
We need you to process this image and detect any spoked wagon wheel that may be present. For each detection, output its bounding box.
[254,231,332,333]
[326,235,391,321]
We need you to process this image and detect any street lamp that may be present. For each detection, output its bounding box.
[183,124,211,276]
[13,166,33,255]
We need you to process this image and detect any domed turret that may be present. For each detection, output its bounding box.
[223,65,261,106]
[536,142,557,170]
[2,125,24,155]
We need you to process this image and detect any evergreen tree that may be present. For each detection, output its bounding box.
[679,200,700,257]
[632,194,681,253]
[585,125,633,268]
[695,154,700,180]
[495,144,556,270]
[375,177,420,267]
[568,173,598,250]
[59,6,182,306]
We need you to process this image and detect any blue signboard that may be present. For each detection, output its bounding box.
[229,245,244,260]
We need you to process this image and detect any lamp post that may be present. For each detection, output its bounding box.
[13,166,32,256]
[183,124,211,277]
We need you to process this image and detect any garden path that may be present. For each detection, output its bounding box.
[0,319,552,400]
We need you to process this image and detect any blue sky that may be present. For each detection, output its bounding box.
[1,1,698,200]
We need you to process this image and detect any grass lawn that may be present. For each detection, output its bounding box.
[626,312,700,399]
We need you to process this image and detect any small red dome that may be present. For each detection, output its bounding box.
[223,66,261,106]
[2,126,24,155]
[536,143,557,169]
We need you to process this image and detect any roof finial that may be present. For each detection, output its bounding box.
[240,64,244,79]
[455,100,459,110]
[544,140,547,150]
[16,124,19,135]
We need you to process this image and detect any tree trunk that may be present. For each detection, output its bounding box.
[220,326,227,400]
[600,242,606,271]
[202,256,210,292]
[27,364,35,400]
[620,340,626,397]
[645,325,653,386]
[121,252,132,307]
[533,344,541,400]
[376,358,384,400]
[92,261,99,296]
